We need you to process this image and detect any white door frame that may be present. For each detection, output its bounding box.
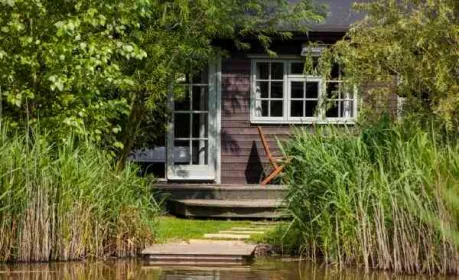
[166,57,221,182]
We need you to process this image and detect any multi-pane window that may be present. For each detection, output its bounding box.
[289,79,320,118]
[251,59,357,123]
[254,62,285,118]
[173,70,209,165]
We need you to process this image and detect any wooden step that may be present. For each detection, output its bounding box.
[168,199,284,219]
[155,184,287,200]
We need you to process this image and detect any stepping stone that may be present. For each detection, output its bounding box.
[231,227,273,231]
[203,233,250,240]
[219,230,265,235]
[251,221,279,226]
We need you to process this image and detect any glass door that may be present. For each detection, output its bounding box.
[167,63,217,180]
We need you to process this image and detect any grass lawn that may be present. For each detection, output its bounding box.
[155,216,254,243]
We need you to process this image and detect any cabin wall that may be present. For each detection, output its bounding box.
[219,35,399,184]
[220,54,291,184]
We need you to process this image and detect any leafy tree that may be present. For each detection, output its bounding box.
[0,0,326,160]
[321,0,459,128]
[0,0,154,147]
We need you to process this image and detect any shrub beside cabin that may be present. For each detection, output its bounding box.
[132,0,400,185]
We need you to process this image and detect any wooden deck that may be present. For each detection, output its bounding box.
[142,240,256,265]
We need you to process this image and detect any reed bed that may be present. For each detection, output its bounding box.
[0,126,157,262]
[283,121,459,274]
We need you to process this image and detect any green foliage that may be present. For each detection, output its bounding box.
[0,0,326,152]
[0,124,158,262]
[0,0,150,146]
[282,120,459,274]
[322,0,459,128]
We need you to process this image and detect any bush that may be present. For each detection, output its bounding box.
[282,120,459,274]
[0,125,158,262]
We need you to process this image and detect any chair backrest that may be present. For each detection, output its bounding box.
[257,126,278,169]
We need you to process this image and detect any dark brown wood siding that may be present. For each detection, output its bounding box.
[219,36,399,184]
[220,55,292,184]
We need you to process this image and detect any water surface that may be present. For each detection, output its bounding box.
[0,258,457,279]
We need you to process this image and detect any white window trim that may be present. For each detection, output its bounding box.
[250,58,358,125]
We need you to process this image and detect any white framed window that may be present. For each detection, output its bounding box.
[251,58,357,124]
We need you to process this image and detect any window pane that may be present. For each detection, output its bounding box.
[174,140,190,165]
[305,101,318,117]
[291,81,304,98]
[191,68,209,84]
[257,62,269,80]
[174,86,190,111]
[326,101,339,118]
[257,81,269,98]
[192,113,208,138]
[192,140,208,165]
[192,86,208,111]
[261,100,269,117]
[291,62,305,74]
[271,101,283,117]
[341,100,354,118]
[326,82,340,99]
[271,82,283,98]
[271,62,284,80]
[291,101,303,117]
[174,113,190,138]
[306,82,319,99]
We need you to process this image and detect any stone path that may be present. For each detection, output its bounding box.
[202,222,275,240]
[142,222,277,265]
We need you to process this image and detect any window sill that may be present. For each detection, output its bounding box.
[250,118,357,125]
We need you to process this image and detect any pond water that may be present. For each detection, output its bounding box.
[0,258,458,280]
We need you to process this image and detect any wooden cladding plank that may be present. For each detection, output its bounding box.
[221,127,292,136]
[221,112,250,120]
[221,157,281,164]
[221,163,271,171]
[221,120,252,128]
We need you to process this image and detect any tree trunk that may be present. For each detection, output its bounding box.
[117,93,146,170]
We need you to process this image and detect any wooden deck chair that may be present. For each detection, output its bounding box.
[257,126,288,185]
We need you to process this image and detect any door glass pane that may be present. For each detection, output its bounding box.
[174,140,190,165]
[291,101,303,117]
[174,86,190,111]
[305,101,318,117]
[271,62,284,80]
[192,140,208,165]
[192,113,208,138]
[174,113,190,138]
[271,82,283,98]
[256,63,269,79]
[271,101,283,117]
[192,86,208,111]
[192,68,209,84]
[291,81,304,98]
[306,82,319,98]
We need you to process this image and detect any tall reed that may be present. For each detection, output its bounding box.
[0,126,157,262]
[283,120,459,274]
